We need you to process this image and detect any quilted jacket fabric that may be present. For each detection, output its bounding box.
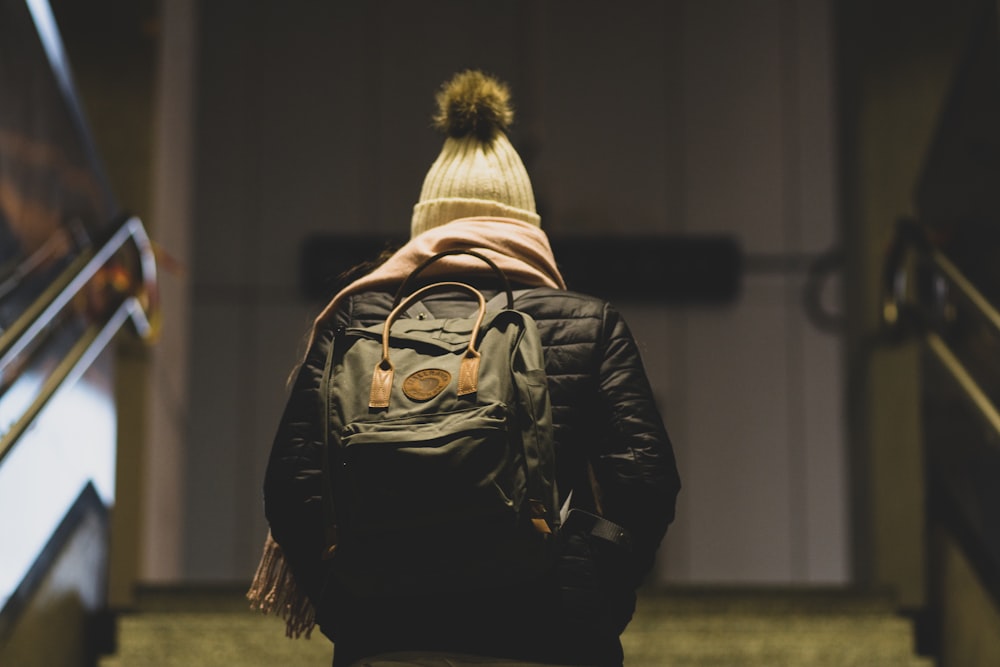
[263,285,681,667]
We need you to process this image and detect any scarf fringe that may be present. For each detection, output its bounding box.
[246,531,316,639]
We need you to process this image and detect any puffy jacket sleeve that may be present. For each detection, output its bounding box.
[591,302,681,586]
[263,318,339,602]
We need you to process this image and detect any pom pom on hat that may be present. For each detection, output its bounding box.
[411,70,540,238]
[432,70,514,141]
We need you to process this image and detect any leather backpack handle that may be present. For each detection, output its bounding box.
[370,282,486,409]
[392,249,514,310]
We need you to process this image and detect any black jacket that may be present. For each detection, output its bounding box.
[264,285,681,667]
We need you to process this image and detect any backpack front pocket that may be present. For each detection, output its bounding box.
[337,402,524,534]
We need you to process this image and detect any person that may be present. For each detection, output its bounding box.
[257,70,681,667]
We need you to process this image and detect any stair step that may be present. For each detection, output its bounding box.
[99,611,331,667]
[100,587,933,667]
[622,589,934,667]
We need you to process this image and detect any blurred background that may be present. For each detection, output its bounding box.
[2,0,999,665]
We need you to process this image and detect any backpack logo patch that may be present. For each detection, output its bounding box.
[402,369,451,401]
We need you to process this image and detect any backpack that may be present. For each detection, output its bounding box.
[320,250,560,597]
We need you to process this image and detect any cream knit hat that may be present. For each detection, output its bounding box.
[411,70,540,238]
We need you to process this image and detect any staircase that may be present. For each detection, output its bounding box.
[100,587,932,667]
[623,589,932,666]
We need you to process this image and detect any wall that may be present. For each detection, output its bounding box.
[151,0,846,586]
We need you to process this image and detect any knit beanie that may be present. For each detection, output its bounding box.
[411,70,540,238]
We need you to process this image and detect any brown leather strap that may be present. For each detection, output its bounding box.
[369,282,486,408]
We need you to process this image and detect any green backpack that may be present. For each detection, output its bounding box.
[320,250,559,597]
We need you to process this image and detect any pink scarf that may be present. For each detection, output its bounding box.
[309,217,566,342]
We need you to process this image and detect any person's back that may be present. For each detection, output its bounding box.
[324,285,676,666]
[257,71,680,667]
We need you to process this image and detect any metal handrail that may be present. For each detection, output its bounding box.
[881,219,1000,444]
[925,333,1000,446]
[0,297,149,465]
[930,249,1000,339]
[0,214,157,465]
[0,216,156,381]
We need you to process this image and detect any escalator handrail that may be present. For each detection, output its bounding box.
[0,215,156,380]
[0,297,149,465]
[0,214,156,465]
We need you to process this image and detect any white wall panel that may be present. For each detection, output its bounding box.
[539,2,675,234]
[683,275,795,582]
[681,0,785,250]
[186,298,243,580]
[800,281,849,583]
[790,0,839,254]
